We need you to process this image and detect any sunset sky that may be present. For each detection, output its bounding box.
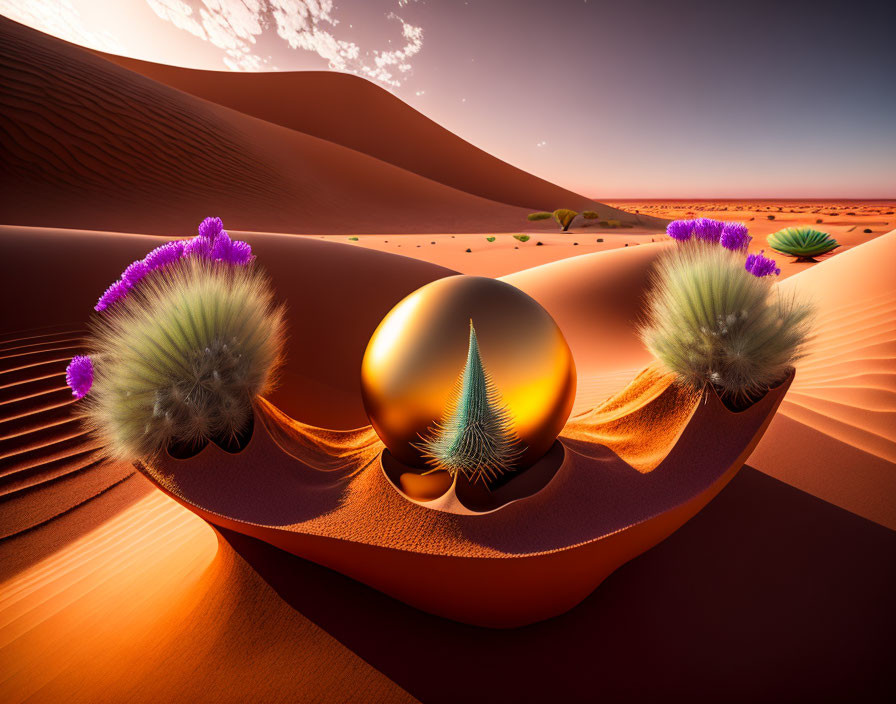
[2,0,894,198]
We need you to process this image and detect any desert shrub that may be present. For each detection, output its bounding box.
[863,228,872,233]
[513,234,530,242]
[70,218,285,461]
[583,210,599,219]
[82,257,285,460]
[527,212,552,222]
[601,219,622,228]
[767,215,775,220]
[596,238,604,242]
[768,226,840,261]
[816,218,823,224]
[640,242,812,404]
[486,236,496,242]
[536,241,544,246]
[553,209,579,231]
[465,248,472,253]
[348,236,359,241]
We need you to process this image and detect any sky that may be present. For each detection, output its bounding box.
[2,0,894,198]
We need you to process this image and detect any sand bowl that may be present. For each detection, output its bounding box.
[135,364,794,627]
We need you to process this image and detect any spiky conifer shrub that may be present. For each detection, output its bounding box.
[415,322,523,486]
[83,257,285,461]
[639,242,813,405]
[553,209,578,231]
[768,226,840,261]
[527,212,552,221]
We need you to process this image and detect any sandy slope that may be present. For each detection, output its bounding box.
[0,17,536,236]
[0,17,657,236]
[749,230,896,529]
[97,53,661,227]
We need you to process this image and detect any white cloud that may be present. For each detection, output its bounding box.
[153,0,423,84]
[1,0,425,87]
[0,0,126,54]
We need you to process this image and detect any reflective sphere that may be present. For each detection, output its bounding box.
[361,275,576,470]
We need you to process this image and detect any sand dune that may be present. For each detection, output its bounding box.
[0,18,547,236]
[0,17,655,237]
[749,230,896,528]
[97,53,660,227]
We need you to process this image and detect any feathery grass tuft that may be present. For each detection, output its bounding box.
[415,322,523,486]
[639,242,813,404]
[768,226,840,261]
[82,257,285,461]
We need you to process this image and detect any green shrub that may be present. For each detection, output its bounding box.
[527,212,552,221]
[348,236,359,241]
[513,234,530,242]
[768,226,840,261]
[583,210,599,219]
[486,236,496,242]
[600,219,622,228]
[83,258,285,460]
[639,242,813,404]
[553,209,578,231]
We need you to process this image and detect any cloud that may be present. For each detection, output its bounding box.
[152,0,424,85]
[0,0,127,54]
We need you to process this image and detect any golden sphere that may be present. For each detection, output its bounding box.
[361,275,576,470]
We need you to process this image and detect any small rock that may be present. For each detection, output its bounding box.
[465,248,472,253]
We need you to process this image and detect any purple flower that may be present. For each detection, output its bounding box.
[121,259,148,289]
[66,355,93,399]
[144,240,185,271]
[198,216,224,240]
[692,218,726,243]
[95,280,129,312]
[666,219,694,241]
[745,250,781,278]
[210,230,233,260]
[227,239,254,265]
[183,235,214,259]
[720,222,752,251]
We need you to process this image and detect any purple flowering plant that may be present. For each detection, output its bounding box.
[65,355,93,399]
[93,216,254,313]
[666,217,774,276]
[745,250,781,277]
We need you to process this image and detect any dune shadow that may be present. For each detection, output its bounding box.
[217,467,894,703]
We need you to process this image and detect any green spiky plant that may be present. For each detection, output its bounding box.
[639,242,813,406]
[415,321,523,486]
[553,209,578,231]
[83,258,286,460]
[527,212,552,222]
[768,226,840,261]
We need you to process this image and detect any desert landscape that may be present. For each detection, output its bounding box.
[1,9,894,704]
